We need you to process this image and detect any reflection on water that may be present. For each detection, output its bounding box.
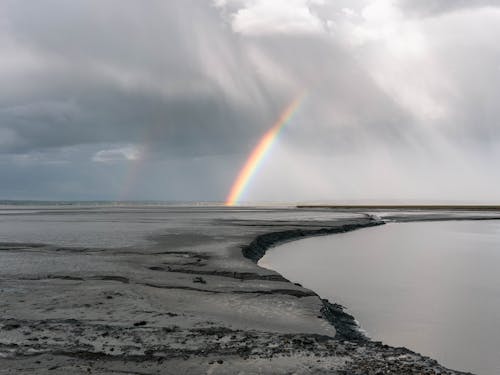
[261,221,500,375]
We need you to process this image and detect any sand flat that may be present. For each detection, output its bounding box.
[0,206,481,374]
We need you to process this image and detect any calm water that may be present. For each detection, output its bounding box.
[261,221,500,375]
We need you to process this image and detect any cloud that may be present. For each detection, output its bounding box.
[1,0,500,202]
[0,0,279,156]
[216,0,326,35]
[92,146,141,163]
[397,0,500,17]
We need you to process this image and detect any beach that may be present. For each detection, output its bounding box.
[0,205,484,374]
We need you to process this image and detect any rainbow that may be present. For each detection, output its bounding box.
[225,93,306,206]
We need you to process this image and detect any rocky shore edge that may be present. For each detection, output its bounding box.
[242,221,384,342]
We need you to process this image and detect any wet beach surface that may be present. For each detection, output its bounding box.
[0,205,488,374]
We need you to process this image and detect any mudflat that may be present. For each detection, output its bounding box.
[0,206,480,374]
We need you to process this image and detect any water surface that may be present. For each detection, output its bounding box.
[261,221,500,375]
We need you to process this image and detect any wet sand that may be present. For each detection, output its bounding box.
[0,206,483,374]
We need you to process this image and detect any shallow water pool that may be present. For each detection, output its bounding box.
[261,221,500,375]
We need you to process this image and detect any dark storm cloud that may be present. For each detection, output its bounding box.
[0,0,416,159]
[0,0,282,156]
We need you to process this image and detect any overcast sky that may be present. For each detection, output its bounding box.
[1,0,500,203]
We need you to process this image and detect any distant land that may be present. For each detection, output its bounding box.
[297,205,500,211]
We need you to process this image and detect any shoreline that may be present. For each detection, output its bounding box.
[0,206,479,374]
[249,214,500,375]
[241,220,385,342]
[297,204,500,210]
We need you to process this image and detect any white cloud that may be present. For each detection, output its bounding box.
[342,8,357,17]
[92,145,141,163]
[331,0,453,123]
[215,0,325,36]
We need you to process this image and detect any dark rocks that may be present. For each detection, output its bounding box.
[241,222,384,263]
[92,275,130,284]
[149,266,165,271]
[320,300,367,342]
[166,268,287,282]
[2,323,21,330]
[192,276,206,284]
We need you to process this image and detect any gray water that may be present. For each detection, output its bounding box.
[261,221,500,375]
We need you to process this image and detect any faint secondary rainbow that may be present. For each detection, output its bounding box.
[225,93,306,206]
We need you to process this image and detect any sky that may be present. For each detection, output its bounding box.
[1,0,500,203]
